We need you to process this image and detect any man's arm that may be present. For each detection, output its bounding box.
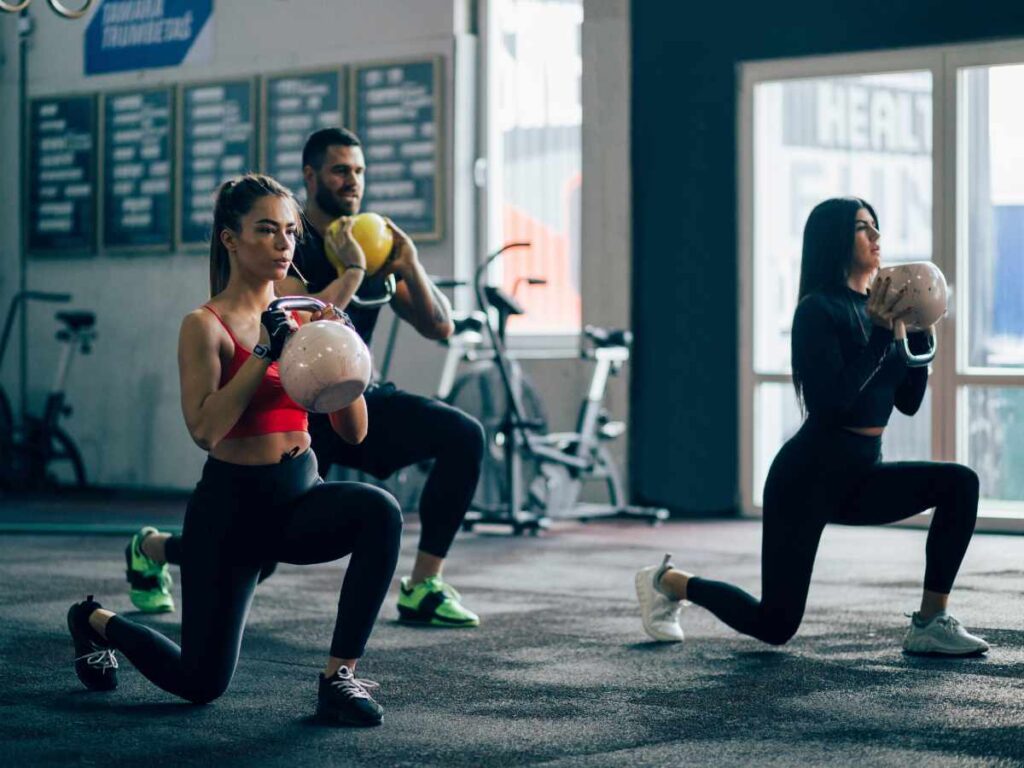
[390,268,454,340]
[275,270,363,308]
[384,218,453,340]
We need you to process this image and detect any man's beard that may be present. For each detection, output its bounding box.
[314,180,358,218]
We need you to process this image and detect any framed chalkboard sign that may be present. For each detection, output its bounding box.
[261,68,344,203]
[350,57,443,241]
[27,94,98,255]
[101,87,174,252]
[177,78,257,249]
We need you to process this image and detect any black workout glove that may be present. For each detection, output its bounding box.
[259,308,294,362]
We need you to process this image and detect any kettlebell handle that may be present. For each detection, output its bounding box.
[349,273,397,308]
[271,278,395,313]
[269,296,327,314]
[895,320,936,368]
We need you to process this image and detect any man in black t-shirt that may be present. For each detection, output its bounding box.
[276,127,483,628]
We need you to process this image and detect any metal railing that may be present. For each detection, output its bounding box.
[0,0,92,19]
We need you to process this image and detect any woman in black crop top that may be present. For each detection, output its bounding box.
[65,175,401,726]
[634,197,988,656]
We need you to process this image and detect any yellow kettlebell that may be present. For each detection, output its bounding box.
[325,213,394,276]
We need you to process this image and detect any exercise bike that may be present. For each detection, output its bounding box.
[437,299,549,522]
[446,243,668,534]
[0,290,95,491]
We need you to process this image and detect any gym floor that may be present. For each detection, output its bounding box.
[2,500,1023,767]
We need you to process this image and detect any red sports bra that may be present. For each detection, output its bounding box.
[203,304,308,439]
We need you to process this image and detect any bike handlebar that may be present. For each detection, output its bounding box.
[473,242,532,287]
[432,277,467,289]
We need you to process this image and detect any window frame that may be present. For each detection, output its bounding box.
[474,0,583,357]
[739,41,1024,533]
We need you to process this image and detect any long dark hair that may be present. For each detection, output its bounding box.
[792,196,878,405]
[209,174,302,297]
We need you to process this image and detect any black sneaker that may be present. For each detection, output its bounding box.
[67,595,118,691]
[316,666,383,726]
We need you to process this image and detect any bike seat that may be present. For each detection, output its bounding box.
[584,325,632,349]
[484,286,526,316]
[55,311,96,331]
[452,312,487,336]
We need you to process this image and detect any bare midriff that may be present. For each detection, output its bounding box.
[843,425,885,437]
[210,431,311,465]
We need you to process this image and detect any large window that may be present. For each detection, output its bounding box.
[957,61,1024,513]
[741,43,1024,526]
[749,71,933,503]
[483,0,582,336]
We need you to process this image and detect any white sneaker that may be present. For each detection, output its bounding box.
[635,554,684,643]
[902,611,989,656]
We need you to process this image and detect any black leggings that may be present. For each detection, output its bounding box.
[105,450,402,704]
[687,422,979,646]
[167,386,483,567]
[309,383,485,559]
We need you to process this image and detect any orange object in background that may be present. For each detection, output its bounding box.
[501,173,582,334]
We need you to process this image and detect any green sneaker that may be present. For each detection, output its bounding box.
[125,526,174,613]
[397,576,479,627]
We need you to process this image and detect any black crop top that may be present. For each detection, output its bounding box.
[791,288,929,427]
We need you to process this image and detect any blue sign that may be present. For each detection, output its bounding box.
[85,0,214,76]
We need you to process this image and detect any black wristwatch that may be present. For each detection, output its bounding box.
[252,343,272,361]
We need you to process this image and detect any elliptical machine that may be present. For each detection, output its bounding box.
[459,243,668,534]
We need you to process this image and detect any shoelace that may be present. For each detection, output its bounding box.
[905,613,966,635]
[76,645,119,672]
[654,594,684,622]
[353,677,380,692]
[329,671,379,698]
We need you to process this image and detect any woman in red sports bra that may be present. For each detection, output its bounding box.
[66,174,401,727]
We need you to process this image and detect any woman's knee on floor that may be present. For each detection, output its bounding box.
[757,610,802,646]
[180,668,233,705]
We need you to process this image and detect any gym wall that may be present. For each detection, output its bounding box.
[0,0,633,493]
[631,1,1024,514]
[0,0,469,489]
[0,19,18,363]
